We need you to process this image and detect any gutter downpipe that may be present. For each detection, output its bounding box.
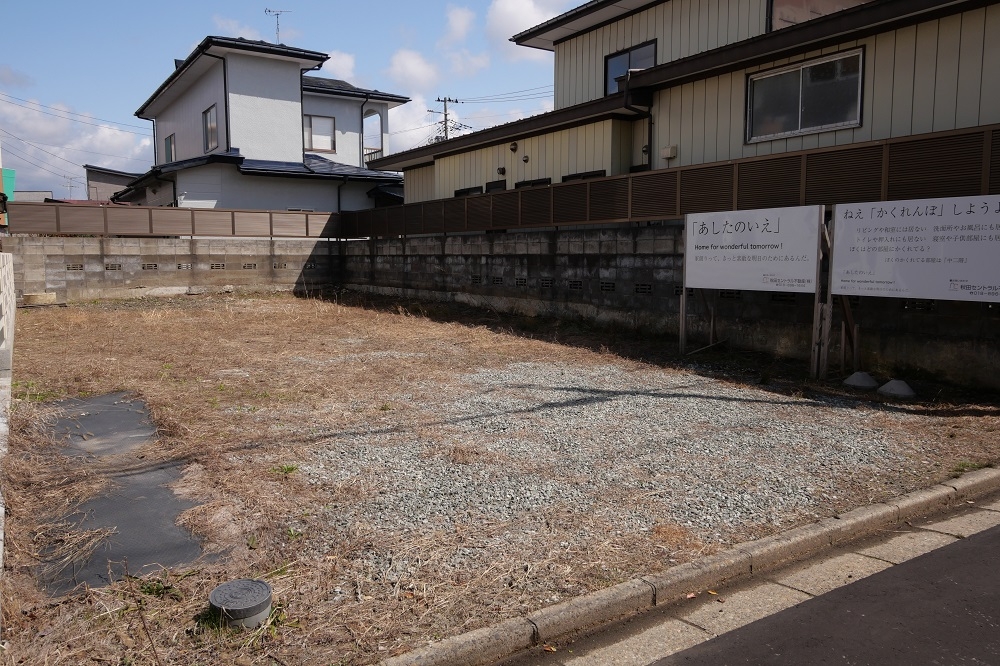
[623,68,653,171]
[201,53,231,152]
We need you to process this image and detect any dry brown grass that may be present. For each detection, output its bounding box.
[2,291,997,665]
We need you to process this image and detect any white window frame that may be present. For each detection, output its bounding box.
[746,49,864,143]
[203,105,218,153]
[304,114,336,153]
[163,134,176,163]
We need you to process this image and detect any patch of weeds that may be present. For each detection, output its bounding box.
[136,577,184,601]
[272,464,298,475]
[951,460,991,477]
[379,402,393,411]
[12,380,60,402]
[286,527,303,540]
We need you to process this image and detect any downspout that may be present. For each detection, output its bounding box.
[360,94,371,168]
[623,69,653,171]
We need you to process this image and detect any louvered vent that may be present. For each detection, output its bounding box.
[404,203,423,235]
[738,156,801,209]
[991,130,1000,195]
[521,187,551,227]
[680,164,734,213]
[466,196,491,230]
[631,170,678,219]
[805,146,883,204]
[589,177,629,221]
[492,191,519,228]
[553,183,588,224]
[444,199,468,231]
[888,133,984,200]
[422,201,445,233]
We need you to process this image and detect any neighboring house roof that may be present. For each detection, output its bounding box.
[512,0,657,51]
[111,152,401,203]
[83,164,142,179]
[136,36,329,118]
[373,0,981,172]
[302,76,409,107]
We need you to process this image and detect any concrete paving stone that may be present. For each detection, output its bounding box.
[678,582,810,636]
[529,579,655,643]
[735,522,832,573]
[975,495,1000,512]
[892,484,955,521]
[918,508,1000,538]
[562,619,710,666]
[771,552,892,596]
[855,528,957,564]
[382,617,536,666]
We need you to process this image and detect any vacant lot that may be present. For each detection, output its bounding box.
[3,292,998,665]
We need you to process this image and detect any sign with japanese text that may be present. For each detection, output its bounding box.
[832,195,1000,302]
[684,205,823,293]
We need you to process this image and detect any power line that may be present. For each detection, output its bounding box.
[458,84,553,102]
[0,91,151,131]
[457,94,553,104]
[0,96,152,136]
[0,129,84,169]
[1,143,79,181]
[0,137,149,163]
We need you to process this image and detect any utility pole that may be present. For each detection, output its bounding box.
[264,8,291,43]
[428,97,459,141]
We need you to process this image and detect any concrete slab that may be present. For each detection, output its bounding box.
[855,529,956,564]
[678,583,810,636]
[771,552,891,597]
[918,508,1000,538]
[563,619,710,666]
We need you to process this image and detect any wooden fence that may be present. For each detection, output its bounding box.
[5,203,340,239]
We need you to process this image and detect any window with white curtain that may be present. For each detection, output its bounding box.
[304,115,335,152]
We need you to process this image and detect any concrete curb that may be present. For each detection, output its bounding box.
[380,467,1000,666]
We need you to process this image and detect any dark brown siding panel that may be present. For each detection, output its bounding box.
[386,206,405,236]
[404,203,423,235]
[738,156,801,210]
[233,211,268,237]
[193,210,233,236]
[589,177,629,221]
[60,207,105,234]
[991,130,1000,195]
[151,208,193,236]
[341,211,359,238]
[466,196,490,231]
[521,187,551,227]
[492,191,519,228]
[680,164,734,214]
[888,134,984,201]
[805,146,883,205]
[107,207,151,235]
[422,201,446,234]
[444,198,469,231]
[631,170,678,219]
[7,203,58,233]
[553,183,588,224]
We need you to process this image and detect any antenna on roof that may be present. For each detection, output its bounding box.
[264,8,291,43]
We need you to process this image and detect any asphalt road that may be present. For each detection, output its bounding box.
[655,523,1000,665]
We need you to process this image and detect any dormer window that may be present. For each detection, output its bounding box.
[304,115,335,152]
[203,105,218,152]
[605,41,655,95]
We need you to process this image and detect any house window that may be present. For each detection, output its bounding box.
[747,50,863,142]
[203,105,218,152]
[164,134,176,162]
[304,115,335,152]
[605,41,656,95]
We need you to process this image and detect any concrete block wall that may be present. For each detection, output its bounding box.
[6,237,334,302]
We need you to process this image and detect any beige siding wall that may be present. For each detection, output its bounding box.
[554,0,767,108]
[432,121,626,199]
[404,165,436,203]
[644,5,1000,169]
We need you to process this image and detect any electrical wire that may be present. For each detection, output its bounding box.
[457,84,553,102]
[0,129,84,169]
[0,91,151,130]
[0,97,152,137]
[1,143,79,181]
[1,137,150,163]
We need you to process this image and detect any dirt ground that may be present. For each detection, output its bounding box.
[2,291,998,665]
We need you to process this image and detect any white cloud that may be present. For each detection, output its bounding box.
[322,51,356,80]
[486,0,572,61]
[440,5,476,46]
[386,50,440,95]
[447,49,490,77]
[0,65,32,88]
[212,16,264,41]
[0,97,152,197]
[387,94,439,153]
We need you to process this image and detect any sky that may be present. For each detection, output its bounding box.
[0,0,576,198]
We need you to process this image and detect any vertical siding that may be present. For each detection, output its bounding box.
[644,8,997,169]
[404,166,435,204]
[553,0,767,109]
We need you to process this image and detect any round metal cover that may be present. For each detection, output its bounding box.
[209,579,272,620]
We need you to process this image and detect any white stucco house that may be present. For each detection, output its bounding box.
[112,36,409,211]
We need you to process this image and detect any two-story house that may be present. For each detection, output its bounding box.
[369,0,1000,211]
[112,36,408,212]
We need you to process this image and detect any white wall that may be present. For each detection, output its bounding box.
[227,53,305,162]
[153,60,227,164]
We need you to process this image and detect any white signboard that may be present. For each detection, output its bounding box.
[684,205,823,293]
[832,195,1000,302]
